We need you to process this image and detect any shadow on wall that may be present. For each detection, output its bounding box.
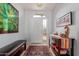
[72,11,76,25]
[72,11,79,56]
[74,39,78,56]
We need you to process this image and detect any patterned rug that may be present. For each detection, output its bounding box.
[24,45,53,56]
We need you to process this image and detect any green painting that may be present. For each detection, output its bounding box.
[0,3,19,33]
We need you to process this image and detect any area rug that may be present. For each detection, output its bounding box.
[24,45,53,56]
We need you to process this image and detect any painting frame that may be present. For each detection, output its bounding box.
[0,3,19,34]
[56,12,72,27]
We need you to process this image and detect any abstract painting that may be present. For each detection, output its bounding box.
[0,3,19,34]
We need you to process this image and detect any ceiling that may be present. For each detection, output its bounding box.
[17,3,57,11]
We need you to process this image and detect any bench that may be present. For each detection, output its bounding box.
[0,40,26,56]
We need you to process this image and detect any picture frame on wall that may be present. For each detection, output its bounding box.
[56,12,72,27]
[0,3,19,34]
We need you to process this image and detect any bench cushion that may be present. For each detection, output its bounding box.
[0,40,26,53]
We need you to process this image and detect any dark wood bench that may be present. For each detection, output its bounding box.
[0,40,26,56]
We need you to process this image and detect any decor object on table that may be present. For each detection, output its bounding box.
[0,3,19,34]
[64,25,70,38]
[56,12,72,27]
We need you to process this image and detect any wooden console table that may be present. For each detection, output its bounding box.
[50,35,74,56]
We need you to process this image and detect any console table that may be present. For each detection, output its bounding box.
[50,35,74,56]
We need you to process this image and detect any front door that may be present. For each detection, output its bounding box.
[30,17,43,44]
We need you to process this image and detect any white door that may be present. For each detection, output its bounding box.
[30,17,43,44]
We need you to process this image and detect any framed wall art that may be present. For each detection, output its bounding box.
[56,12,72,27]
[0,3,19,34]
